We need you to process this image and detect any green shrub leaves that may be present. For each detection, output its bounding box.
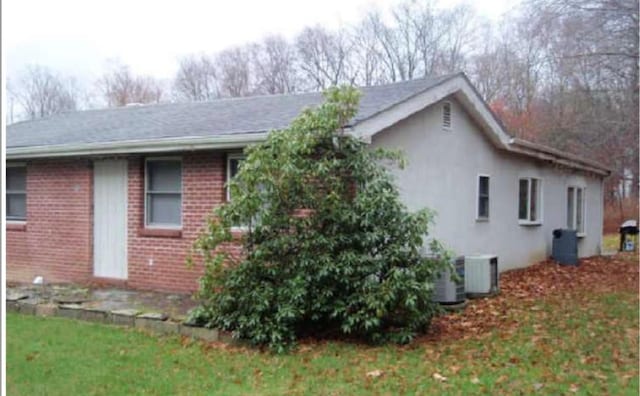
[189,86,451,352]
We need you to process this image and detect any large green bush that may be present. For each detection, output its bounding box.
[189,86,451,352]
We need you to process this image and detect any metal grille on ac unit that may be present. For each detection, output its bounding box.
[464,255,499,298]
[433,256,466,304]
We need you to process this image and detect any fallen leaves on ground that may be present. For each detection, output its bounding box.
[421,253,638,343]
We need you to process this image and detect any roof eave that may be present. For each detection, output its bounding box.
[6,133,269,160]
[508,138,612,176]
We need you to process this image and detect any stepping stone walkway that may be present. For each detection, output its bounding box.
[6,293,29,301]
[6,284,225,344]
[138,312,168,321]
[53,295,90,304]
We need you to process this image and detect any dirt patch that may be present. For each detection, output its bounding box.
[421,253,639,343]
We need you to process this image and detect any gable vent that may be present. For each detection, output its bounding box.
[442,101,452,129]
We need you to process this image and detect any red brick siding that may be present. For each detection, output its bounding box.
[7,151,242,293]
[6,159,93,284]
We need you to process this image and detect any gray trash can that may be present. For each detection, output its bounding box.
[552,229,578,265]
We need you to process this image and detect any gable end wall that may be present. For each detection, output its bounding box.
[371,97,604,271]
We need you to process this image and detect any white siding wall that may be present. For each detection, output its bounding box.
[371,97,604,271]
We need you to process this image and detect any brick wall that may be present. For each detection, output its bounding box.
[7,159,93,284]
[127,152,229,292]
[6,151,240,294]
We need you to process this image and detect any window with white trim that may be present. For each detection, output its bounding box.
[145,158,182,227]
[477,175,490,220]
[518,177,542,223]
[567,186,585,234]
[6,165,27,221]
[442,101,452,129]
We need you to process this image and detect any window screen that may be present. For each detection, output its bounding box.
[566,187,575,229]
[529,178,538,222]
[478,175,490,219]
[576,188,583,232]
[7,166,27,220]
[146,159,182,226]
[518,179,528,220]
[518,178,541,223]
[567,186,585,233]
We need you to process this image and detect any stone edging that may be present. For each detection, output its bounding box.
[6,299,228,344]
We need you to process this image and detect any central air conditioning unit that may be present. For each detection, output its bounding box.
[433,256,466,304]
[464,254,499,298]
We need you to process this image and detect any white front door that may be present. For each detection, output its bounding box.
[93,159,128,279]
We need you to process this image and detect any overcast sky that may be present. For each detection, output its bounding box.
[4,0,512,82]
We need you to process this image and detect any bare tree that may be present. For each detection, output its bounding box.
[295,26,356,90]
[385,2,421,81]
[173,54,219,101]
[215,46,253,97]
[11,65,79,120]
[99,62,164,107]
[6,77,18,124]
[468,23,506,103]
[475,0,640,199]
[359,1,478,83]
[410,1,445,77]
[351,16,387,86]
[436,4,478,73]
[251,35,299,94]
[359,9,409,82]
[467,10,551,137]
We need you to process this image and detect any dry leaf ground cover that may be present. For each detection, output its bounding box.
[7,249,639,395]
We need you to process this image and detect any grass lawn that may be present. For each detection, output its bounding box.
[7,254,639,395]
[603,233,621,252]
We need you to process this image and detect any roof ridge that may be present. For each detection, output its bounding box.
[352,72,462,124]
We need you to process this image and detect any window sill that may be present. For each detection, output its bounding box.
[518,220,542,227]
[577,232,586,238]
[7,221,27,231]
[230,226,248,239]
[139,227,182,238]
[475,217,489,223]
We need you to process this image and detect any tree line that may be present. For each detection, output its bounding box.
[7,0,638,201]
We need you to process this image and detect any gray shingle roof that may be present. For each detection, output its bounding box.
[7,74,457,149]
